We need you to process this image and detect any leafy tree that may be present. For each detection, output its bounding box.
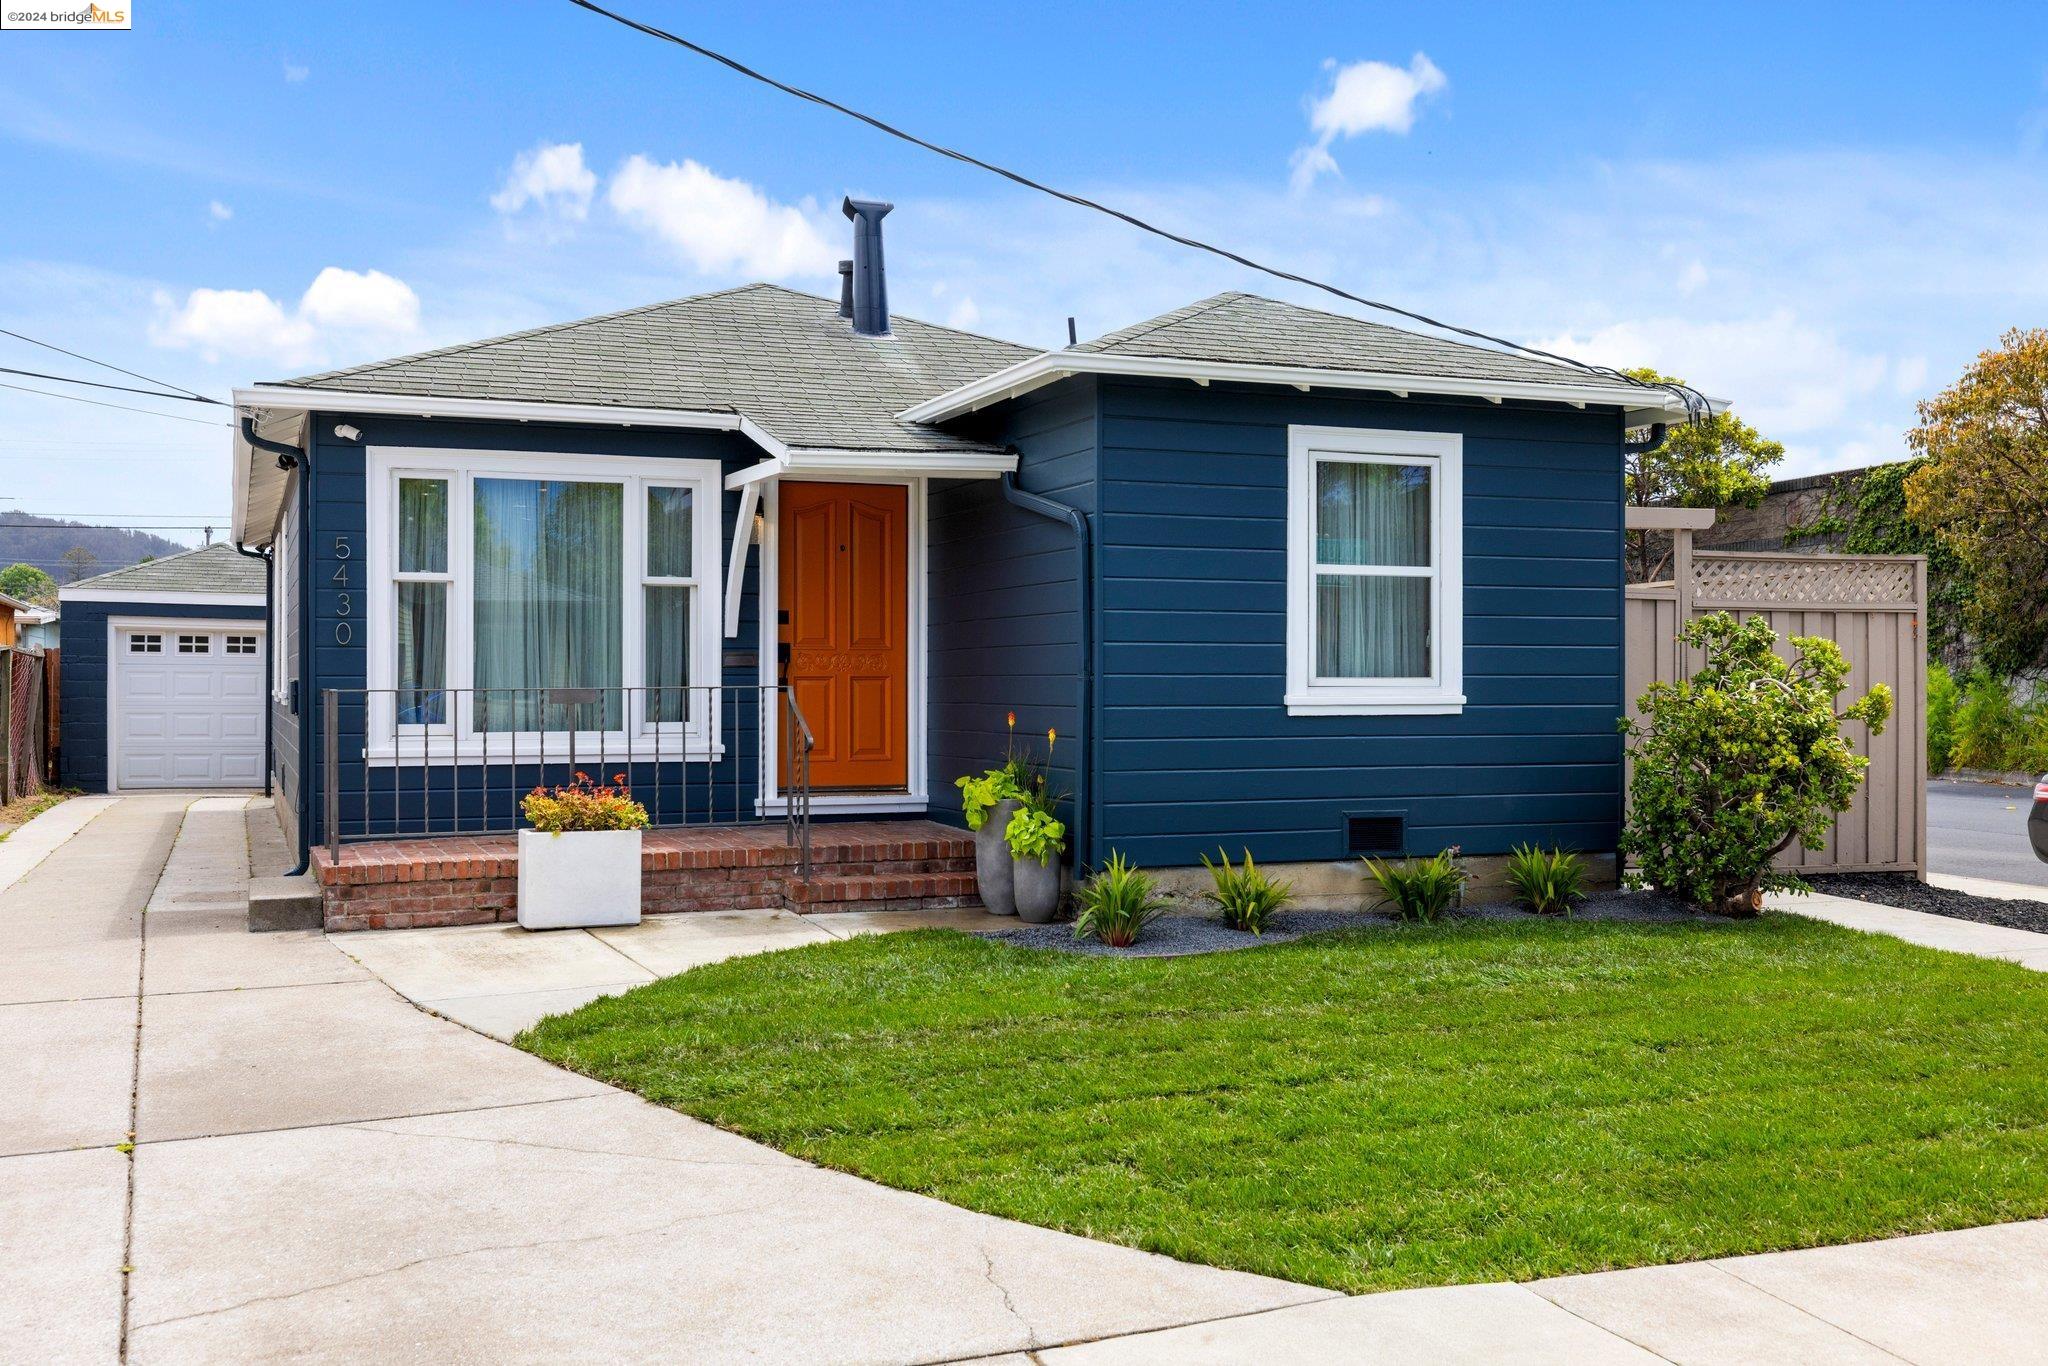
[0,562,56,604]
[1623,368,1784,581]
[1905,328,2048,674]
[1621,614,1892,916]
[58,546,100,584]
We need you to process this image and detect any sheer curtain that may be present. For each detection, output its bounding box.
[396,478,447,724]
[473,478,623,730]
[644,485,694,725]
[1314,460,1432,680]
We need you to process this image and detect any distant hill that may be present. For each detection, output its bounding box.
[0,515,193,586]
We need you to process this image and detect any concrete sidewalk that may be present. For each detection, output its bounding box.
[2,796,1326,1364]
[1772,888,2048,970]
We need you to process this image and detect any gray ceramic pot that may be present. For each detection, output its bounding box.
[1013,854,1066,924]
[974,798,1022,916]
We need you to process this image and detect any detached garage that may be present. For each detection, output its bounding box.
[60,544,268,792]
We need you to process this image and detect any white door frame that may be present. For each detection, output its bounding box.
[105,615,268,794]
[755,475,929,815]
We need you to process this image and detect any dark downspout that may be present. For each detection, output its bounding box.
[231,541,273,797]
[1000,472,1093,870]
[240,412,313,875]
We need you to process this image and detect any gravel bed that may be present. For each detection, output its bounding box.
[973,889,1704,958]
[1808,873,2048,935]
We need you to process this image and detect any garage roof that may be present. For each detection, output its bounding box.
[61,543,265,599]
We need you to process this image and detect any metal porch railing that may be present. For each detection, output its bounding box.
[322,684,814,879]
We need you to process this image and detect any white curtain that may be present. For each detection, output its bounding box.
[1315,460,1432,679]
[474,477,623,730]
[644,486,693,724]
[396,478,446,723]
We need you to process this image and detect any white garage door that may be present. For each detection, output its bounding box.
[112,624,265,789]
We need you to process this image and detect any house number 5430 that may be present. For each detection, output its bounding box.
[333,535,355,645]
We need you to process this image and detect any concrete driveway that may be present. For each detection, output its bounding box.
[9,794,2048,1364]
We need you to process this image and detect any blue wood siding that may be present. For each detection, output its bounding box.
[1094,377,1627,865]
[927,381,1095,851]
[298,416,766,848]
[58,598,269,793]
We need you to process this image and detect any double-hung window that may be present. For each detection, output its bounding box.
[370,449,723,760]
[1285,425,1463,715]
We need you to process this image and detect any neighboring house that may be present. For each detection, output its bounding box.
[58,544,268,792]
[229,200,1697,880]
[13,604,59,652]
[0,591,25,649]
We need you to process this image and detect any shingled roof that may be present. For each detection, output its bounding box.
[1070,292,1605,388]
[63,543,264,597]
[274,284,1034,455]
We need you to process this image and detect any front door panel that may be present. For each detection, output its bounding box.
[779,482,908,790]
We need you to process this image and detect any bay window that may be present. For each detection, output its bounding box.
[1285,425,1463,715]
[369,449,722,759]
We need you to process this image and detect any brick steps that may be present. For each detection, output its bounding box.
[315,820,980,931]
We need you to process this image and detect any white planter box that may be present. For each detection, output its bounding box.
[516,828,643,929]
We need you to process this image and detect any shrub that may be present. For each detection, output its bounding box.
[1504,845,1587,916]
[955,767,1025,831]
[522,772,650,833]
[1363,848,1467,923]
[1201,848,1292,934]
[1926,661,1959,775]
[1073,852,1165,947]
[1005,807,1067,866]
[1947,670,2048,774]
[1621,613,1893,916]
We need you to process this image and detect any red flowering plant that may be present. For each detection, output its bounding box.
[521,771,651,834]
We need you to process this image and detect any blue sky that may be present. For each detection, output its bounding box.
[2,1,2046,545]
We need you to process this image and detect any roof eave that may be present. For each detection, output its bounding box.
[897,352,1726,425]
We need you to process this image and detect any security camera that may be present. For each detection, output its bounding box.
[333,423,362,442]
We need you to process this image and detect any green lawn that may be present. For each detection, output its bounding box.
[518,916,2048,1293]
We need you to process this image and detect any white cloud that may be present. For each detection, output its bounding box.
[150,287,314,364]
[606,156,836,277]
[1292,54,1446,190]
[207,200,233,223]
[282,61,308,83]
[151,267,419,365]
[491,142,597,222]
[944,296,981,330]
[298,266,420,333]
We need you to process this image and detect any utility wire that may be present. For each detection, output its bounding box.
[567,0,1709,421]
[0,380,232,428]
[0,325,219,403]
[0,365,226,406]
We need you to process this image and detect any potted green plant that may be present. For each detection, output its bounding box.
[1007,803,1067,922]
[957,761,1025,917]
[517,771,650,930]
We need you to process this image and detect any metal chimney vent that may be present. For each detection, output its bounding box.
[842,197,893,336]
[837,259,854,320]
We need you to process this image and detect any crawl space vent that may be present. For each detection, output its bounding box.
[1346,814,1406,856]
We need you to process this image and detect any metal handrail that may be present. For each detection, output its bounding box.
[319,683,814,871]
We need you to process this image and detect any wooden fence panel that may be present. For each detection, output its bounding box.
[1624,550,1927,875]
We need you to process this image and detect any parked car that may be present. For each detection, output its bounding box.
[2032,775,2048,864]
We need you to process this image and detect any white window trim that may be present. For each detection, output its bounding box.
[364,446,724,765]
[272,477,299,703]
[1284,424,1464,716]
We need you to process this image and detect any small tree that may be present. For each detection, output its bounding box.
[1904,328,2048,675]
[1623,368,1783,582]
[0,562,56,604]
[1621,614,1892,916]
[59,546,100,583]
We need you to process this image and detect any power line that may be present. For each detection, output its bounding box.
[0,325,217,403]
[0,365,225,406]
[0,380,232,428]
[566,0,1709,421]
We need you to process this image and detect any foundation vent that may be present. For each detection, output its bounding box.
[1345,814,1406,856]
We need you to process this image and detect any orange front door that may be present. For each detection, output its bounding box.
[779,481,909,790]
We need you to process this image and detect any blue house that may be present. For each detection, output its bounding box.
[228,201,1696,909]
[58,544,269,792]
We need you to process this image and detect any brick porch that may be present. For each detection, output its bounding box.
[311,820,978,932]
